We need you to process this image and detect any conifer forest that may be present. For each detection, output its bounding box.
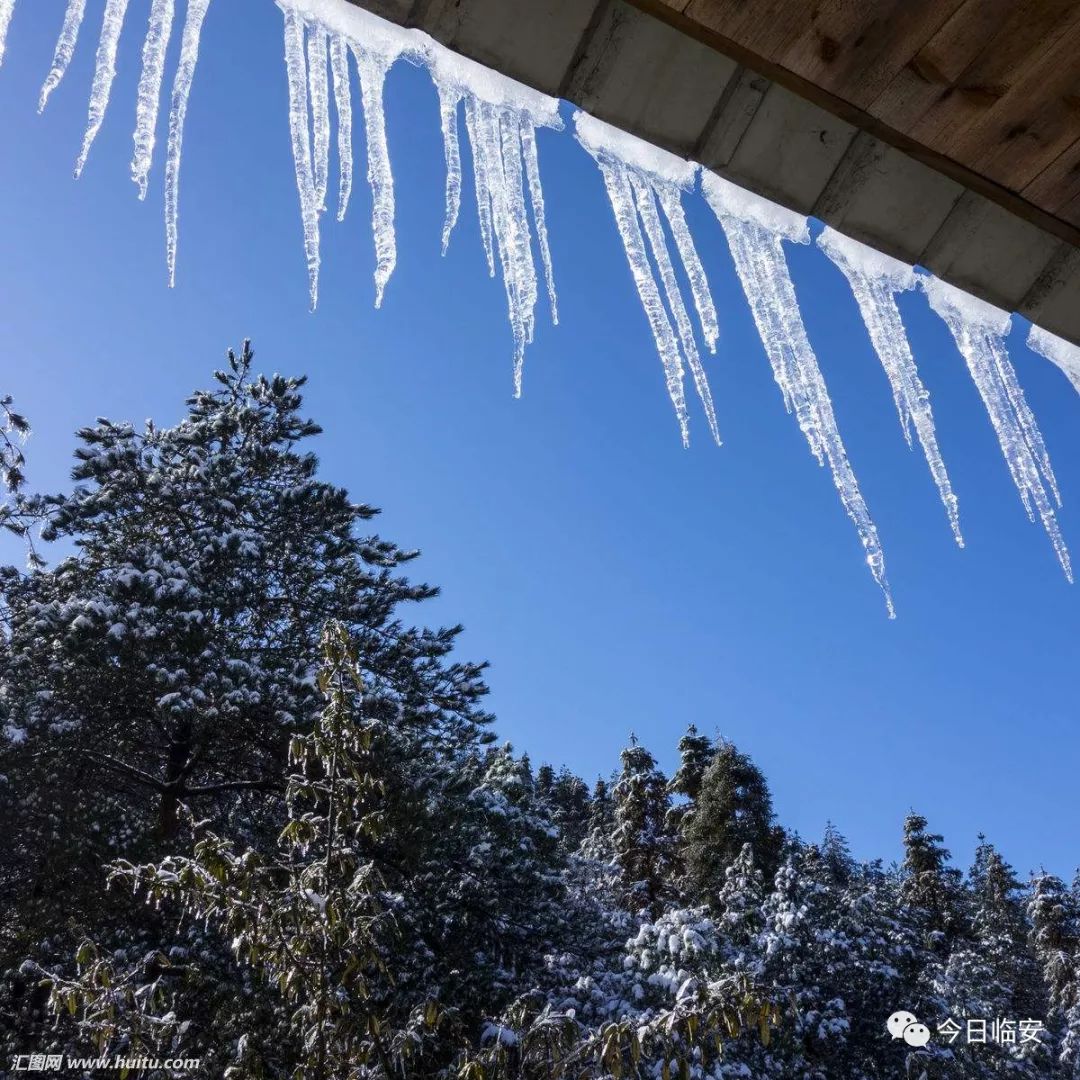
[2,352,1078,1079]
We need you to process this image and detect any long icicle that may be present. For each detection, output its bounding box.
[521,122,557,325]
[429,45,561,392]
[703,172,894,614]
[575,112,718,445]
[307,24,330,211]
[74,0,131,178]
[436,81,463,254]
[165,0,211,287]
[657,184,718,354]
[351,45,395,308]
[818,227,962,546]
[329,33,352,222]
[463,94,495,277]
[599,156,690,447]
[280,5,319,308]
[632,174,720,444]
[924,277,1071,581]
[131,0,175,200]
[0,0,15,67]
[39,0,87,112]
[477,101,528,390]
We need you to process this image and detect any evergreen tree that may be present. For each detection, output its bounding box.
[820,820,855,885]
[1029,871,1080,1071]
[610,738,672,920]
[47,624,417,1078]
[901,812,965,952]
[666,723,714,837]
[537,765,592,854]
[0,344,492,956]
[682,739,784,906]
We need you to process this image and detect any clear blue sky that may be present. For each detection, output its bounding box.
[2,0,1078,880]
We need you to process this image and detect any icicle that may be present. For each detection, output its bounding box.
[271,3,559,386]
[924,277,1071,582]
[702,172,894,614]
[279,5,319,308]
[595,155,690,446]
[131,0,175,200]
[436,81,463,254]
[656,185,717,353]
[74,0,131,178]
[350,45,395,307]
[307,25,330,211]
[631,174,719,443]
[39,0,87,112]
[165,0,211,288]
[575,112,719,445]
[430,48,561,394]
[463,94,496,276]
[1027,324,1080,399]
[0,0,15,68]
[522,122,557,325]
[329,34,352,221]
[818,227,962,547]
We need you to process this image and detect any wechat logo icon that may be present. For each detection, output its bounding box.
[888,1010,931,1048]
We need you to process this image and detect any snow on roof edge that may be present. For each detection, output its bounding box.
[573,111,697,189]
[922,275,1012,336]
[700,170,809,244]
[279,0,562,126]
[817,226,916,291]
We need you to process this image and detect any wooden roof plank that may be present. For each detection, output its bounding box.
[1024,136,1080,216]
[868,0,1016,131]
[774,0,964,112]
[907,0,1079,152]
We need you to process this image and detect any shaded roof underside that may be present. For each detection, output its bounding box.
[351,0,1080,347]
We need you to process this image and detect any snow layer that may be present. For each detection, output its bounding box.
[817,226,914,291]
[1027,324,1080,398]
[701,170,809,245]
[818,227,962,546]
[574,112,696,189]
[924,276,1070,581]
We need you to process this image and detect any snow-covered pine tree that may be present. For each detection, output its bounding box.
[536,764,592,854]
[0,393,39,567]
[0,343,492,949]
[611,737,674,920]
[682,740,784,907]
[1029,870,1080,1072]
[666,724,714,838]
[901,812,966,952]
